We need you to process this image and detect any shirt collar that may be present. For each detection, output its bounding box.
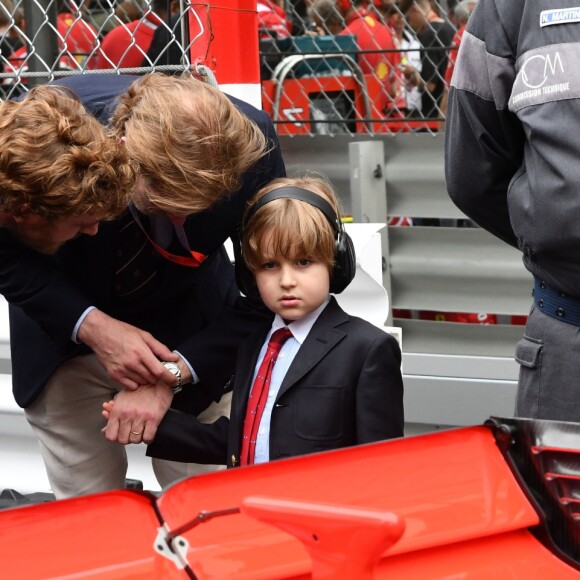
[270,297,330,345]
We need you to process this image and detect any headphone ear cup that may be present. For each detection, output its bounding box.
[237,186,355,295]
[233,233,256,297]
[330,230,356,294]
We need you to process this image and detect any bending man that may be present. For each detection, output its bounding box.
[5,73,285,497]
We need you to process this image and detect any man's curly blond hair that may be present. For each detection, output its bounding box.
[0,84,134,220]
[110,73,268,216]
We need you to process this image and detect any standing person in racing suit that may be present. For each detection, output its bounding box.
[445,0,580,421]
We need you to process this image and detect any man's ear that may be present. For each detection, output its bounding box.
[12,203,30,220]
[119,136,127,145]
[12,205,47,225]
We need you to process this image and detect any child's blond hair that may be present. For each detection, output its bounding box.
[242,176,341,273]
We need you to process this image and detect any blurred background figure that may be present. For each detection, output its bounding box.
[444,0,459,25]
[399,0,454,119]
[312,0,403,116]
[376,0,423,118]
[94,0,179,70]
[258,0,292,39]
[280,0,307,35]
[4,0,98,92]
[307,0,344,34]
[0,0,23,63]
[114,0,142,24]
[439,0,478,127]
[444,0,477,84]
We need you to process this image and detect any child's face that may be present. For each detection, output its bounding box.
[254,233,331,322]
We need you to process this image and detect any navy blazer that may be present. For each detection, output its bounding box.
[147,297,405,465]
[1,74,286,411]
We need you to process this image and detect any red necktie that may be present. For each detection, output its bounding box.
[129,205,207,267]
[240,327,293,466]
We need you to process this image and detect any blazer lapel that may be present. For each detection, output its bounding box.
[277,298,348,400]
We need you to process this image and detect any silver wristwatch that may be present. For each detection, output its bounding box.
[162,361,182,394]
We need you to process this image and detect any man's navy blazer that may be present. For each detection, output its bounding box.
[147,297,405,465]
[0,74,286,411]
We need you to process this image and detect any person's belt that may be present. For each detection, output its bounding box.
[534,278,580,326]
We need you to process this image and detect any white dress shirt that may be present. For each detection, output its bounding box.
[253,297,330,464]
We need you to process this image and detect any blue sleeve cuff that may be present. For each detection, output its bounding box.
[173,350,199,384]
[72,306,96,343]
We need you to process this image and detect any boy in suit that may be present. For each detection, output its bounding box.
[110,176,405,466]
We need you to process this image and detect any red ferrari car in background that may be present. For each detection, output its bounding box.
[1,416,579,578]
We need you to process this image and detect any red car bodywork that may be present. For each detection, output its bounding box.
[1,422,578,578]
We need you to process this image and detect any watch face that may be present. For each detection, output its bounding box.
[163,362,180,376]
[162,362,181,391]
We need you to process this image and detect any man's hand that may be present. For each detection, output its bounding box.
[78,308,179,390]
[102,384,173,444]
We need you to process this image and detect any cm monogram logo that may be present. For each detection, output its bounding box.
[521,52,564,89]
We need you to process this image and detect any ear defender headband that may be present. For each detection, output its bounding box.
[234,186,356,295]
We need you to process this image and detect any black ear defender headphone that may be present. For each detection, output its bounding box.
[234,186,356,295]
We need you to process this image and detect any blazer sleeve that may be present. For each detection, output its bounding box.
[356,332,404,442]
[172,293,273,408]
[0,230,93,347]
[444,0,525,248]
[146,410,230,465]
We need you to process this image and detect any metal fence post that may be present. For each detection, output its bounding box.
[348,140,392,324]
[23,0,58,87]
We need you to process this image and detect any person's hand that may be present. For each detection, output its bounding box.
[78,308,179,390]
[102,384,173,444]
[102,399,114,420]
[400,63,422,86]
[304,26,323,37]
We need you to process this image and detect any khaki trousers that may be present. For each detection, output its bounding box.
[25,354,229,499]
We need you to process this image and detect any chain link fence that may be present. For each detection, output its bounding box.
[0,0,466,135]
[0,0,194,95]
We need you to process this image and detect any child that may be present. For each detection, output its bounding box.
[108,176,404,466]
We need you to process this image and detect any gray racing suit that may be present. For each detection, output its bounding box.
[445,0,580,421]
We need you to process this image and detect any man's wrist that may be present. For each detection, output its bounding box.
[172,350,198,384]
[76,307,107,347]
[72,306,97,344]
